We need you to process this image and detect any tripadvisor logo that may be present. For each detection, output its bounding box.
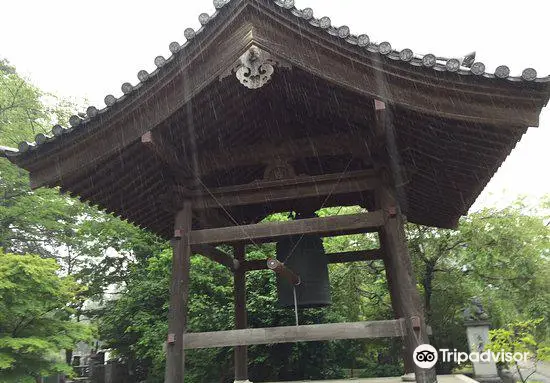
[413,344,438,369]
[413,344,529,369]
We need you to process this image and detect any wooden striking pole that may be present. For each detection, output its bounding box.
[373,100,437,383]
[233,243,248,382]
[165,200,192,383]
[266,258,301,286]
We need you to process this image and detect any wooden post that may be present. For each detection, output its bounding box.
[165,200,192,383]
[373,100,436,383]
[233,243,248,382]
[382,233,415,374]
[377,175,436,383]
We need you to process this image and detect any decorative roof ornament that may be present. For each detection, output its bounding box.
[445,59,460,72]
[121,82,134,94]
[86,106,98,118]
[281,0,294,9]
[470,62,485,76]
[379,42,392,55]
[460,52,476,68]
[400,49,414,62]
[422,54,436,67]
[495,65,510,79]
[18,141,31,153]
[169,42,181,54]
[522,68,537,81]
[301,7,313,20]
[337,26,350,39]
[154,56,166,68]
[137,70,150,82]
[213,0,229,9]
[319,16,331,29]
[357,34,370,47]
[184,28,196,40]
[35,133,48,145]
[232,46,279,89]
[104,95,116,106]
[69,115,82,127]
[52,125,65,136]
[198,13,210,26]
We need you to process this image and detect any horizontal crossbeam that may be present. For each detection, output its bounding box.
[187,170,379,210]
[187,210,385,245]
[191,244,237,270]
[241,249,384,271]
[183,319,405,349]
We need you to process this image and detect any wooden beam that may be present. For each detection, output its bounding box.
[189,210,385,245]
[191,244,238,270]
[242,249,383,272]
[183,319,405,349]
[165,201,192,383]
[188,170,379,210]
[197,133,369,176]
[233,243,248,381]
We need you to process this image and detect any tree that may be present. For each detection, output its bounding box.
[407,197,550,373]
[1,58,165,369]
[487,318,550,383]
[0,251,93,382]
[99,209,402,382]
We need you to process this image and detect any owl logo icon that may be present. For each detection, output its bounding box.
[413,344,438,368]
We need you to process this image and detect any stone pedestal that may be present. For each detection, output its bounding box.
[465,320,500,383]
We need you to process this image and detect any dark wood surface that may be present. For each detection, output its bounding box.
[187,170,378,210]
[8,0,547,238]
[183,319,406,349]
[233,243,248,381]
[189,211,384,245]
[165,201,192,383]
[242,249,383,272]
[374,105,436,383]
[191,244,237,270]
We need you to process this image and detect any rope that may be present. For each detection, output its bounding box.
[293,286,299,326]
[193,176,262,250]
[282,156,355,264]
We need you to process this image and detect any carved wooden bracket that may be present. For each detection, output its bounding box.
[221,45,290,89]
[263,160,296,181]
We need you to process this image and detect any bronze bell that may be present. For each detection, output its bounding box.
[275,212,331,308]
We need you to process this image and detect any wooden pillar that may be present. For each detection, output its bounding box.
[233,243,249,382]
[165,200,192,383]
[377,176,436,383]
[373,100,436,383]
[381,239,415,374]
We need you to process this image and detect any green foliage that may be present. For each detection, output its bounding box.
[488,319,550,362]
[99,221,403,382]
[407,198,550,373]
[487,318,550,383]
[0,252,93,381]
[0,58,164,312]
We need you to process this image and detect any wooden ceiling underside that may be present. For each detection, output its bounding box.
[7,0,546,238]
[52,68,528,237]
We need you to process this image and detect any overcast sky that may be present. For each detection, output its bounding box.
[1,0,548,211]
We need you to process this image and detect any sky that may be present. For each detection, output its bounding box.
[0,0,548,211]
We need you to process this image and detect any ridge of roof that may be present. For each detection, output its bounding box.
[3,0,549,159]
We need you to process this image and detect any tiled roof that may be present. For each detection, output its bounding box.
[2,0,548,158]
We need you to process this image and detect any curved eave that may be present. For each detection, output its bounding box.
[7,0,550,167]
